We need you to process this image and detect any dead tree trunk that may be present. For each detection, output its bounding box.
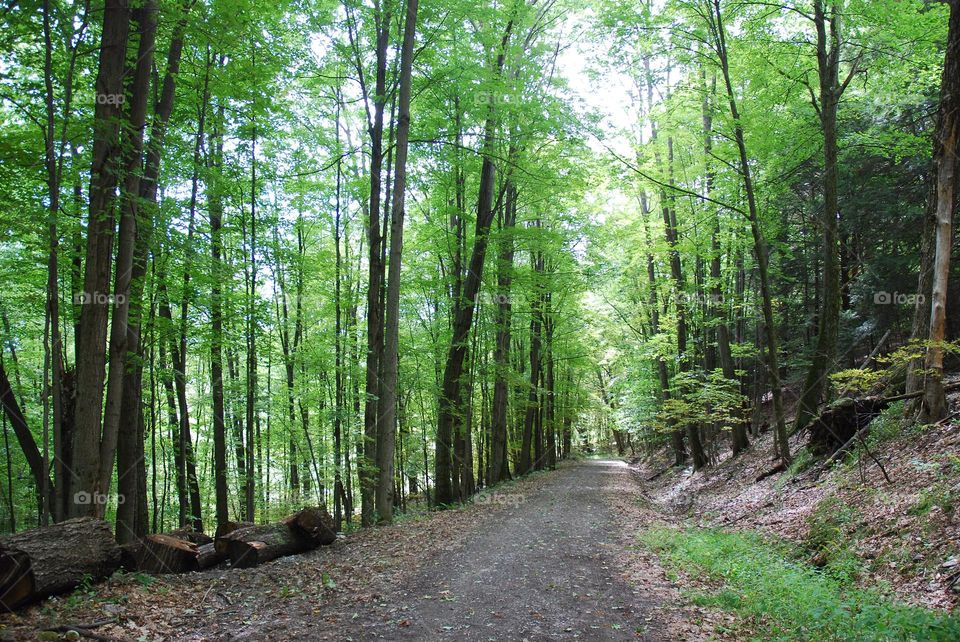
[0,518,121,610]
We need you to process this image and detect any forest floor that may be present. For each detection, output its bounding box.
[632,399,960,614]
[0,459,729,641]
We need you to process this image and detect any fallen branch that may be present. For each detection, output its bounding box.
[880,380,960,403]
[755,462,786,482]
[42,618,120,642]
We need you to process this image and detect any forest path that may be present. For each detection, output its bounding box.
[338,459,665,641]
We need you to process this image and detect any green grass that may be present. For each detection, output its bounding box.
[641,525,960,641]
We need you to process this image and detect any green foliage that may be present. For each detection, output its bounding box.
[642,526,960,641]
[863,402,909,450]
[806,497,864,583]
[775,447,815,490]
[656,370,747,432]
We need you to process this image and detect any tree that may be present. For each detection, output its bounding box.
[376,0,419,524]
[920,0,960,423]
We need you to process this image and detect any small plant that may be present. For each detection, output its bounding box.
[805,496,863,580]
[776,447,815,490]
[863,401,906,449]
[133,572,155,587]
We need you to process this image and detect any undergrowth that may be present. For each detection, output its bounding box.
[642,525,960,641]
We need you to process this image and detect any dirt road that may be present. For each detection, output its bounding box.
[342,459,663,641]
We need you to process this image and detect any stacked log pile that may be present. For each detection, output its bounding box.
[0,507,336,610]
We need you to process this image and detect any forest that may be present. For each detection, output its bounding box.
[0,0,959,638]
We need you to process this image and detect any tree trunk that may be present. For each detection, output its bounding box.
[0,361,53,509]
[703,68,748,455]
[435,18,515,505]
[489,182,517,484]
[795,0,848,432]
[70,0,131,518]
[209,93,229,528]
[355,3,392,527]
[711,0,791,463]
[376,0,418,524]
[920,0,960,423]
[138,534,199,574]
[519,249,544,475]
[117,0,196,544]
[0,517,121,610]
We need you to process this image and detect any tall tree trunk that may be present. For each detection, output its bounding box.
[702,68,747,455]
[245,83,259,522]
[544,291,556,470]
[795,0,852,431]
[920,0,960,423]
[376,0,418,524]
[518,249,543,475]
[640,194,680,462]
[489,182,517,484]
[641,55,686,465]
[105,0,159,537]
[208,83,229,527]
[661,136,707,470]
[356,1,392,527]
[435,18,514,505]
[333,90,347,530]
[710,0,791,463]
[70,0,130,518]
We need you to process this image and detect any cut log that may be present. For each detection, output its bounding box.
[282,506,337,545]
[167,527,213,546]
[223,523,316,569]
[0,546,35,611]
[214,521,254,556]
[118,541,144,571]
[196,542,226,570]
[138,534,199,574]
[807,396,889,456]
[0,517,121,610]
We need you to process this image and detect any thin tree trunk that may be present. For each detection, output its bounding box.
[489,182,517,484]
[702,68,747,455]
[795,0,850,432]
[356,1,392,527]
[435,17,514,505]
[209,89,229,527]
[376,0,418,524]
[709,0,791,463]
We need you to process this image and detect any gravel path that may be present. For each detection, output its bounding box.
[347,459,664,641]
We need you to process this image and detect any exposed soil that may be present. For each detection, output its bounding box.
[0,460,711,641]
